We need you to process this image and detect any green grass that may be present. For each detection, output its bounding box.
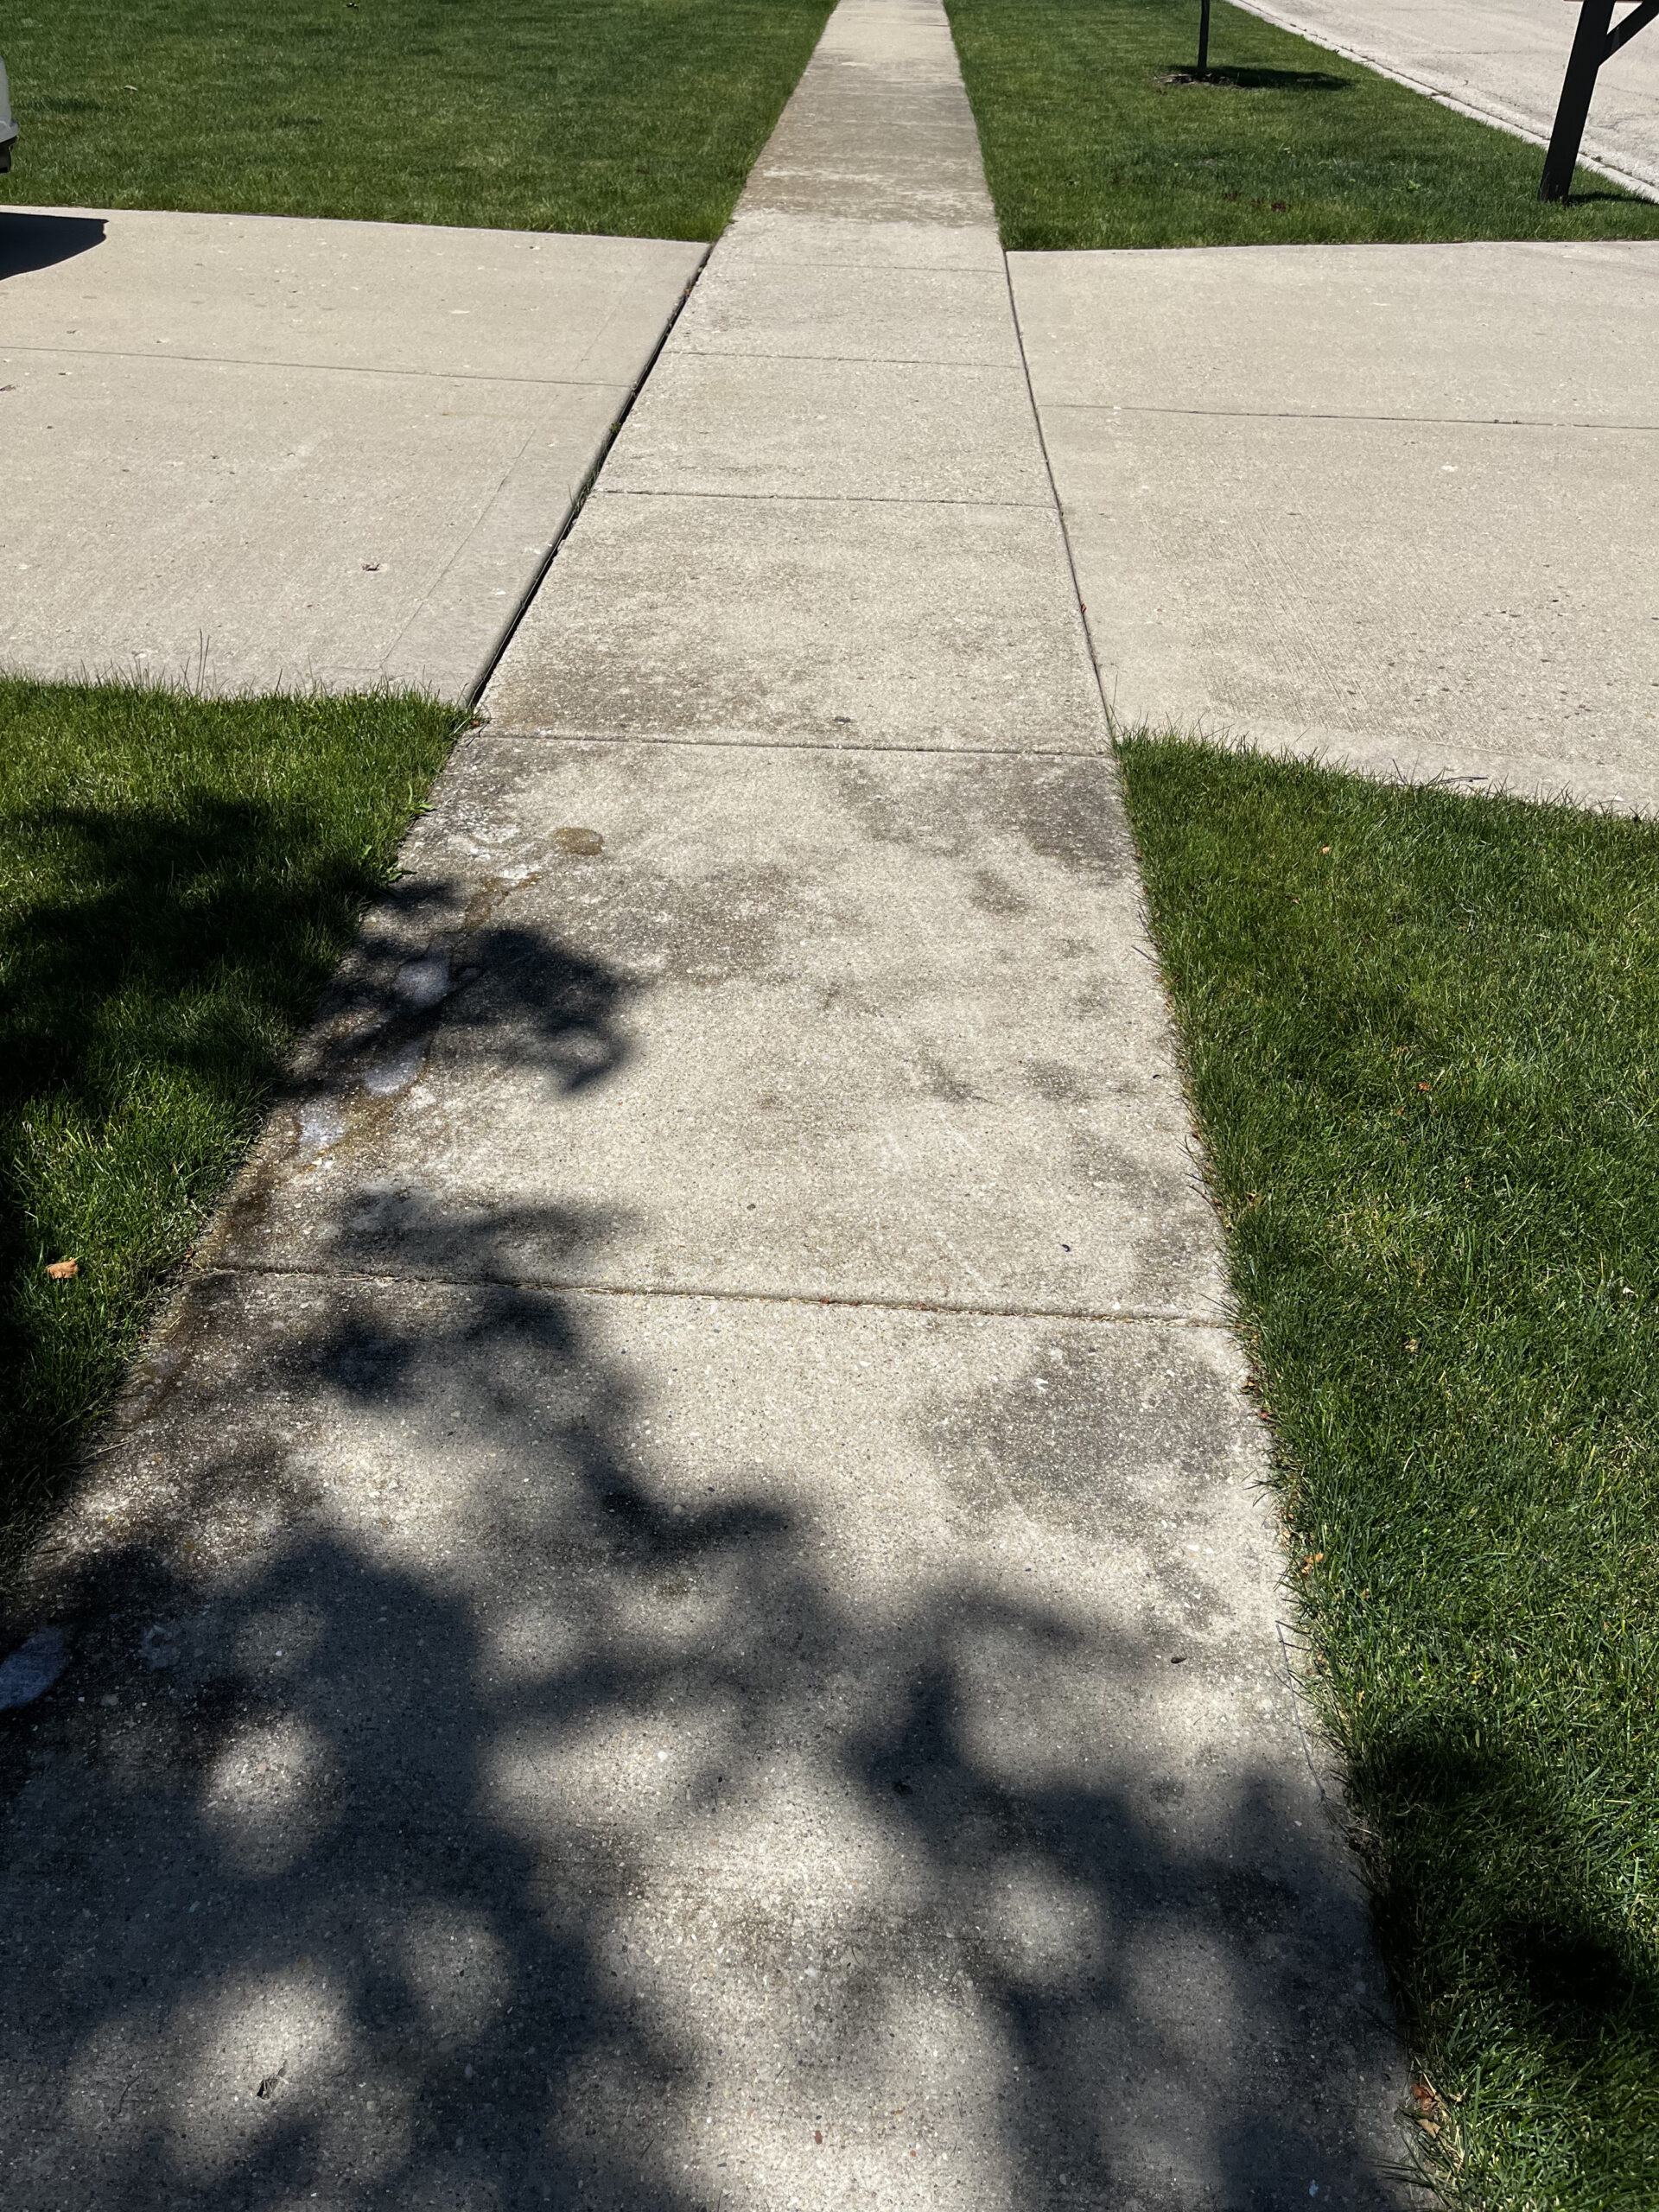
[0,679,458,1580]
[0,0,833,238]
[1116,737,1659,2209]
[945,0,1659,248]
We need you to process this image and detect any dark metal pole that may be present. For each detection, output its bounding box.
[1540,0,1616,200]
[1198,0,1211,76]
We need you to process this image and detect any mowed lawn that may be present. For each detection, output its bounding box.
[1119,738,1659,2210]
[0,0,834,238]
[0,683,458,1580]
[945,0,1659,248]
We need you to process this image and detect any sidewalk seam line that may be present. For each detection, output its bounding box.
[474,730,1104,757]
[676,348,1021,367]
[0,344,647,390]
[464,250,712,707]
[198,1261,1226,1328]
[999,248,1120,741]
[1047,398,1659,434]
[596,486,1049,508]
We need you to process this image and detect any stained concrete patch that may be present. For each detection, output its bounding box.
[205,733,1222,1319]
[722,207,1007,270]
[481,492,1103,749]
[0,208,704,697]
[6,1271,1399,2211]
[603,352,1050,502]
[1013,242,1659,810]
[673,254,1022,366]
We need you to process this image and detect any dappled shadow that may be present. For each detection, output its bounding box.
[0,784,627,1515]
[0,1149,1409,2208]
[0,208,106,279]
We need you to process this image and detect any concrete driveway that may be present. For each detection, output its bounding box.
[1014,239,1659,810]
[1237,0,1659,197]
[0,208,703,699]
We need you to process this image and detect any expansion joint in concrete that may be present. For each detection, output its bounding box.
[595,486,1051,511]
[0,342,644,391]
[1058,397,1659,434]
[1001,253,1116,740]
[205,1260,1226,1332]
[463,261,709,706]
[473,728,1110,758]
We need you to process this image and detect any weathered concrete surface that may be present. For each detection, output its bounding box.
[207,736,1224,1320]
[0,3,1410,2207]
[0,208,703,697]
[671,252,1022,365]
[7,1278,1394,2211]
[1236,0,1659,199]
[1014,242,1659,810]
[484,493,1103,749]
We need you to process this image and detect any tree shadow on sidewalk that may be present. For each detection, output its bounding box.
[0,923,1408,2207]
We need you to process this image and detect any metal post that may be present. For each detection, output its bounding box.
[1540,0,1617,200]
[1198,0,1211,75]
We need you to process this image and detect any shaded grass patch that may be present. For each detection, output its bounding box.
[0,0,834,238]
[0,678,457,1580]
[945,0,1659,247]
[1116,738,1659,2208]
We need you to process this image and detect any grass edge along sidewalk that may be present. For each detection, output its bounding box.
[0,0,836,240]
[0,677,459,1593]
[945,0,1659,248]
[1116,735,1659,2210]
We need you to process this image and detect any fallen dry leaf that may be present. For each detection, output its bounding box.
[44,1258,79,1281]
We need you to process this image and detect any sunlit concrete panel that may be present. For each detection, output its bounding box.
[0,207,704,697]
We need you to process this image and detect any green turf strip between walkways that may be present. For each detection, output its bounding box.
[1116,737,1659,2210]
[0,679,458,1586]
[0,0,834,240]
[946,0,1659,248]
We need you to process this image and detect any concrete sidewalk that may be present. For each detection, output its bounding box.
[1014,240,1659,811]
[0,209,702,697]
[1236,0,1659,198]
[0,3,1408,2207]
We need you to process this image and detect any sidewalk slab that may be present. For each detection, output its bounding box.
[1014,238,1659,425]
[1236,0,1659,197]
[481,493,1104,750]
[672,255,1022,366]
[207,735,1224,1320]
[1014,242,1659,810]
[0,208,703,698]
[604,352,1049,501]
